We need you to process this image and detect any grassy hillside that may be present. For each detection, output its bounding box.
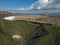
[0,12,60,45]
[0,19,39,45]
[38,25,60,45]
[0,19,60,45]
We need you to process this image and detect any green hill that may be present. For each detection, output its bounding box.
[0,19,60,45]
[0,11,14,18]
[0,12,60,45]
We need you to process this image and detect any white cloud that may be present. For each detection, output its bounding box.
[16,8,25,10]
[28,4,34,10]
[14,0,60,11]
[1,0,60,11]
[16,0,49,11]
[37,7,41,9]
[29,0,49,10]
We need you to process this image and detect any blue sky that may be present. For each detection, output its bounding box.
[0,0,60,10]
[0,0,60,14]
[0,0,37,10]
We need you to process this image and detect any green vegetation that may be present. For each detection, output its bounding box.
[0,11,60,45]
[38,25,60,45]
[0,19,60,45]
[0,19,39,45]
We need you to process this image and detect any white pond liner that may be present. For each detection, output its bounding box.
[3,16,15,20]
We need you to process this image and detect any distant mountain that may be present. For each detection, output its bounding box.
[0,11,14,18]
[8,9,60,15]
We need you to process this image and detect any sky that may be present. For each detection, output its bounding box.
[0,0,60,14]
[0,0,37,10]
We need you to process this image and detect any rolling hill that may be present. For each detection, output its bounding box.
[0,11,60,45]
